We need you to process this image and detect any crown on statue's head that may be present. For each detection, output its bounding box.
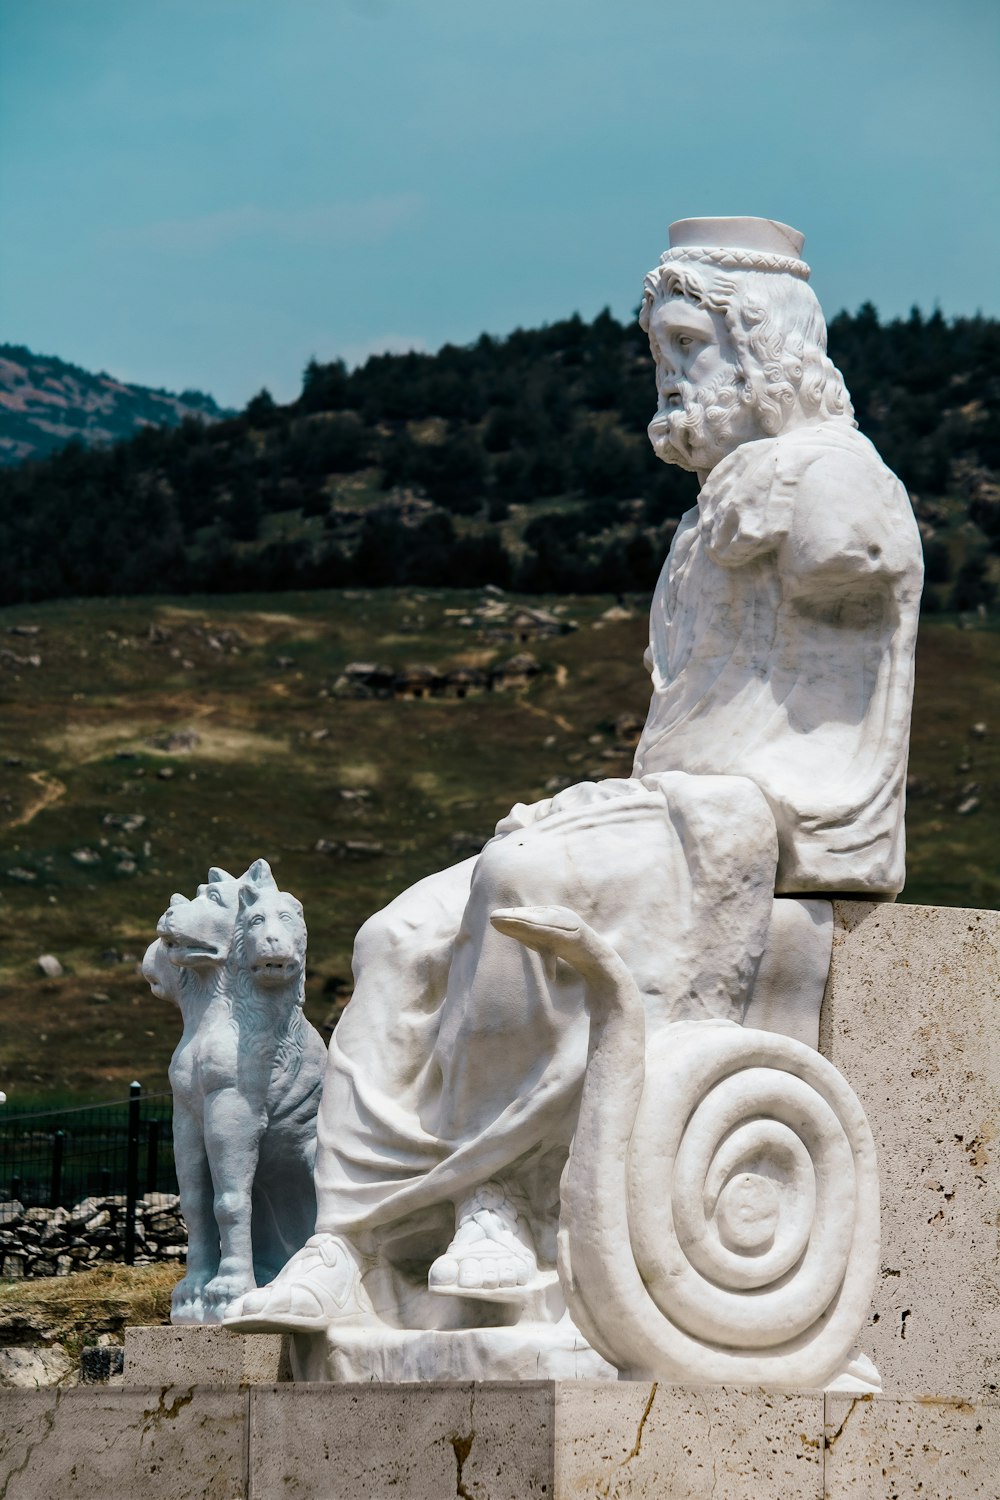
[661,217,810,281]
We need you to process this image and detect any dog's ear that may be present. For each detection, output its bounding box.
[208,867,235,885]
[242,857,276,890]
[238,881,261,913]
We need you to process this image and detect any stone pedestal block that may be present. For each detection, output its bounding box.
[0,1386,248,1499]
[123,1324,291,1387]
[4,1383,995,1498]
[823,901,1000,1399]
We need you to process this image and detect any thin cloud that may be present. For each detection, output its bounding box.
[110,193,423,254]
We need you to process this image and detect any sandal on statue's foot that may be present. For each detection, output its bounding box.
[429,1180,542,1303]
[224,1234,372,1333]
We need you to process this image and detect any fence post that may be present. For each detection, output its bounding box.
[146,1119,160,1196]
[124,1081,141,1266]
[11,1175,21,1204]
[50,1130,65,1209]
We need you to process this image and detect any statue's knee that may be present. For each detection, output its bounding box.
[473,829,564,909]
[214,1188,250,1229]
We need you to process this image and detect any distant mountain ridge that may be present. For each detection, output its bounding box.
[0,343,230,465]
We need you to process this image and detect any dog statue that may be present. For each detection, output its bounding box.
[143,859,327,1324]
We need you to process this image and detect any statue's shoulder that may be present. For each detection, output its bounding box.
[770,421,903,495]
[770,424,922,583]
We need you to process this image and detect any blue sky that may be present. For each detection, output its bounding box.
[1,0,997,408]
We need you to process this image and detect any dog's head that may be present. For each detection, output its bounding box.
[235,858,307,993]
[142,936,181,1004]
[155,866,240,972]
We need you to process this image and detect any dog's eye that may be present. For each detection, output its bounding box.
[249,913,265,927]
[207,889,223,905]
[280,911,293,924]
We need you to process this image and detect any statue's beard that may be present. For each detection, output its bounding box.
[647,368,763,474]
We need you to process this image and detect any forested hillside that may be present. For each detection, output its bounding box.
[0,344,228,466]
[0,305,998,608]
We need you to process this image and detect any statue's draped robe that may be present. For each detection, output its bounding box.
[313,420,922,1289]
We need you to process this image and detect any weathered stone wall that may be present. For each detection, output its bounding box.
[0,1192,186,1280]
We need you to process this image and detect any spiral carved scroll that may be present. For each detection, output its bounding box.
[559,1019,881,1389]
[489,904,880,1391]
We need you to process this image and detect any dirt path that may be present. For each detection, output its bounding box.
[517,700,575,734]
[10,770,67,828]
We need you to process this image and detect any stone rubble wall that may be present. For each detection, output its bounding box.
[0,1192,186,1280]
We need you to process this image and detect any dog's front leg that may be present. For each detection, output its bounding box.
[201,1084,264,1318]
[170,1102,219,1323]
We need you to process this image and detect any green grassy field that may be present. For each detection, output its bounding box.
[0,587,996,1106]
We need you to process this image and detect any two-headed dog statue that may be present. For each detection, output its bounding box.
[143,859,327,1324]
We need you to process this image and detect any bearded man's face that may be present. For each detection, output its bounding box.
[646,296,765,474]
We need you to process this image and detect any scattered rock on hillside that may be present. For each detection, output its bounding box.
[614,712,646,746]
[489,653,540,691]
[37,955,64,979]
[101,812,146,834]
[148,729,200,753]
[314,838,386,858]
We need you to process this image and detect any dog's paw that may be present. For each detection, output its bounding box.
[203,1266,256,1316]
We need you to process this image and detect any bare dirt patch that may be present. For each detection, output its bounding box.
[10,771,66,828]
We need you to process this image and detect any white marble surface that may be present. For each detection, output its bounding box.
[491,906,879,1390]
[220,220,921,1391]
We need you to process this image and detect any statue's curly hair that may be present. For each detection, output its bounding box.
[640,260,855,435]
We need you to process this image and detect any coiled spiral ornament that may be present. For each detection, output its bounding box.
[641,1023,879,1369]
[490,903,880,1390]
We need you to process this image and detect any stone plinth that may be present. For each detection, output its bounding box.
[0,1386,248,1500]
[1,1383,997,1498]
[823,901,1000,1399]
[123,1324,291,1387]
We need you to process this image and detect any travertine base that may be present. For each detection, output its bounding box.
[123,1324,291,1386]
[1,1382,997,1498]
[823,901,1000,1399]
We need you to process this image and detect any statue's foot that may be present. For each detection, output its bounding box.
[429,1180,540,1303]
[170,1272,211,1327]
[224,1234,373,1333]
[203,1265,256,1321]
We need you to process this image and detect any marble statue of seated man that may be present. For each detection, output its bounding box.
[227,218,923,1342]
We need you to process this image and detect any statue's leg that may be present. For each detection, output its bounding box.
[428,771,781,1300]
[201,1085,266,1317]
[743,897,834,1048]
[226,857,477,1331]
[169,1104,219,1324]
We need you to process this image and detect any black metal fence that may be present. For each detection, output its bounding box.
[0,1084,177,1225]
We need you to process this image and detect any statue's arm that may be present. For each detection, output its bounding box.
[778,448,922,601]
